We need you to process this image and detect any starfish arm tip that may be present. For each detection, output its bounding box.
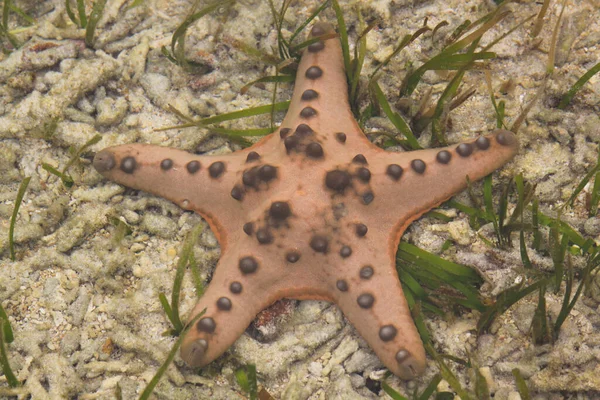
[180,290,255,369]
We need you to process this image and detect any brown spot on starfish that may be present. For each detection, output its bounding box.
[92,21,518,380]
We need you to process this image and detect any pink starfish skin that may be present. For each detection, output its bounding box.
[93,22,518,379]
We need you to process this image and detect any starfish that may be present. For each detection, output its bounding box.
[92,22,518,379]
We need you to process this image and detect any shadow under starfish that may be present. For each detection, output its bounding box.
[92,22,518,379]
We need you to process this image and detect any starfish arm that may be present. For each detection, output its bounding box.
[179,249,332,368]
[274,22,374,149]
[179,251,270,368]
[179,280,262,368]
[331,247,426,379]
[371,130,518,236]
[93,143,250,240]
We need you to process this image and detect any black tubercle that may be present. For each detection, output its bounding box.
[356,167,371,182]
[186,160,201,174]
[308,41,325,53]
[120,157,136,174]
[476,136,490,150]
[230,282,243,294]
[160,159,173,170]
[256,228,273,244]
[208,161,225,178]
[325,170,351,192]
[246,151,260,162]
[456,143,473,157]
[305,66,323,79]
[357,293,375,308]
[411,160,426,174]
[300,107,317,118]
[436,150,451,164]
[386,164,403,180]
[306,142,324,158]
[286,251,301,263]
[355,223,368,237]
[280,128,291,139]
[270,201,291,220]
[230,185,244,201]
[301,89,319,101]
[336,279,349,291]
[217,297,232,311]
[243,222,254,236]
[340,246,352,258]
[352,154,367,164]
[239,256,259,274]
[310,235,329,253]
[197,317,216,333]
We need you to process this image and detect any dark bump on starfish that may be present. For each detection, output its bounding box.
[270,201,291,220]
[357,293,375,309]
[230,185,244,201]
[286,251,300,263]
[305,66,323,79]
[496,130,514,146]
[258,165,278,182]
[340,245,352,258]
[300,107,317,118]
[306,142,324,158]
[296,123,313,136]
[456,143,474,157]
[411,159,426,174]
[243,222,254,236]
[246,151,260,163]
[308,41,325,53]
[476,136,491,150]
[93,150,116,172]
[386,164,403,180]
[335,132,347,143]
[396,349,411,363]
[188,338,208,359]
[208,161,225,178]
[239,256,259,274]
[160,159,173,170]
[301,89,319,101]
[242,168,258,187]
[256,228,273,244]
[310,235,329,253]
[352,154,367,164]
[360,266,374,280]
[310,22,328,36]
[280,128,291,139]
[356,167,371,182]
[186,160,201,174]
[436,150,452,164]
[325,170,351,192]
[355,223,368,237]
[217,297,232,311]
[284,136,299,152]
[230,281,243,294]
[120,156,136,174]
[336,279,349,292]
[197,317,216,333]
[379,325,398,341]
[362,191,374,205]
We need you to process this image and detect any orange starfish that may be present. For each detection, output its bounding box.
[93,22,518,379]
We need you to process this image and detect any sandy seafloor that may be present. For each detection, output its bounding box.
[1,0,600,398]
